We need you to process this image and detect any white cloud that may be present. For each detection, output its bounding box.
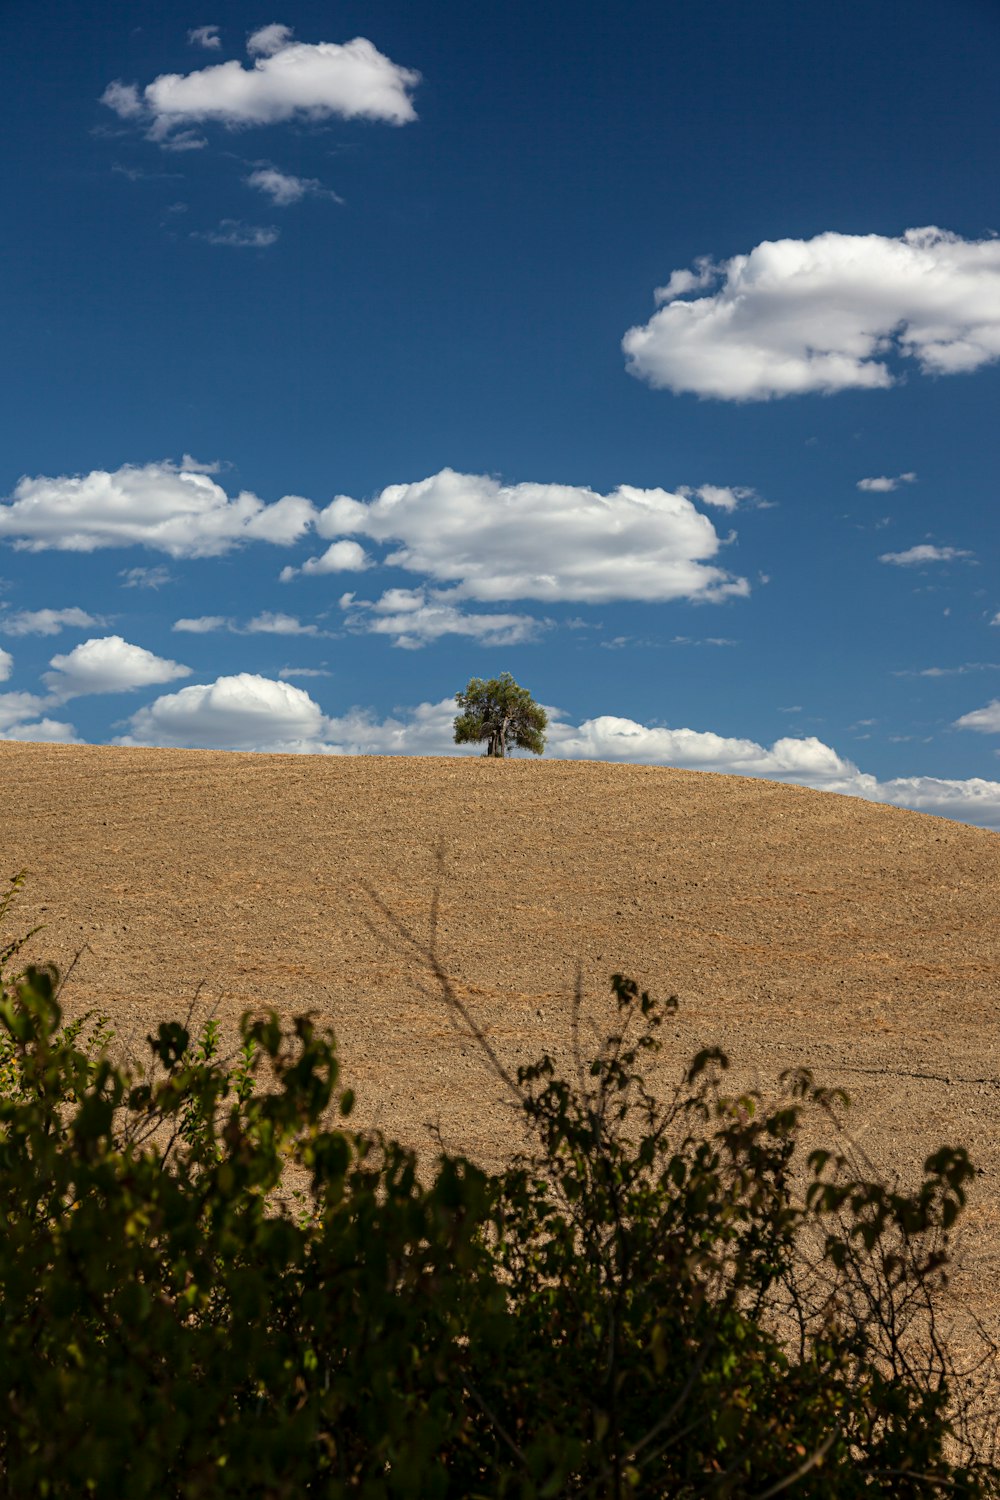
[245,166,339,206]
[195,219,279,248]
[547,717,856,781]
[188,25,221,50]
[246,24,294,56]
[0,458,315,557]
[0,719,80,743]
[172,611,322,635]
[623,228,1000,400]
[278,666,331,679]
[245,610,319,635]
[102,80,144,119]
[858,472,917,493]
[0,647,11,681]
[309,468,747,604]
[955,700,1000,733]
[43,636,191,701]
[879,544,973,566]
[681,483,764,512]
[0,691,50,731]
[281,539,371,580]
[342,589,546,649]
[173,616,229,633]
[0,691,78,743]
[857,777,1000,825]
[120,565,174,589]
[119,673,332,752]
[102,27,419,147]
[0,606,104,637]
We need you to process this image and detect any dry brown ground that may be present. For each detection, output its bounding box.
[3,740,999,1329]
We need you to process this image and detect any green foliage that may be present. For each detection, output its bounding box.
[0,879,996,1496]
[454,671,547,758]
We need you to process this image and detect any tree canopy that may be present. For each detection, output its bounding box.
[453,671,547,758]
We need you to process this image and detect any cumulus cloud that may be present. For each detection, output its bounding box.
[858,472,917,493]
[195,219,279,248]
[879,544,973,566]
[245,166,340,206]
[0,691,78,743]
[0,691,51,731]
[0,647,11,681]
[342,588,546,649]
[623,228,1000,400]
[545,717,855,782]
[119,673,331,752]
[0,606,104,637]
[307,468,747,604]
[119,676,449,755]
[0,458,315,557]
[188,25,221,50]
[102,26,420,147]
[43,636,191,701]
[955,700,1000,733]
[280,539,371,581]
[0,719,80,744]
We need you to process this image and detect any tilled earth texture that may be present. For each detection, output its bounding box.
[3,741,1000,1329]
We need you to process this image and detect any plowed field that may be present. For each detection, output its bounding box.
[3,740,999,1320]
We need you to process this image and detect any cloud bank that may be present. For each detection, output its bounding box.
[299,468,747,605]
[102,26,420,147]
[624,228,1000,400]
[341,588,546,649]
[0,459,315,557]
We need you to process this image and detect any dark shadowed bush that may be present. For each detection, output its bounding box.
[1,874,997,1497]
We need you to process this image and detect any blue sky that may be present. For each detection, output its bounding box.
[2,0,1000,824]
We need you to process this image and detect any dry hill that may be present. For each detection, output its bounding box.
[2,740,999,1320]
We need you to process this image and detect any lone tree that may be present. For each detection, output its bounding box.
[454,671,547,758]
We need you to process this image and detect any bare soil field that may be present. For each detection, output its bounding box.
[3,740,999,1325]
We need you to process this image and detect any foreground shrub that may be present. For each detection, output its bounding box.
[0,883,996,1495]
